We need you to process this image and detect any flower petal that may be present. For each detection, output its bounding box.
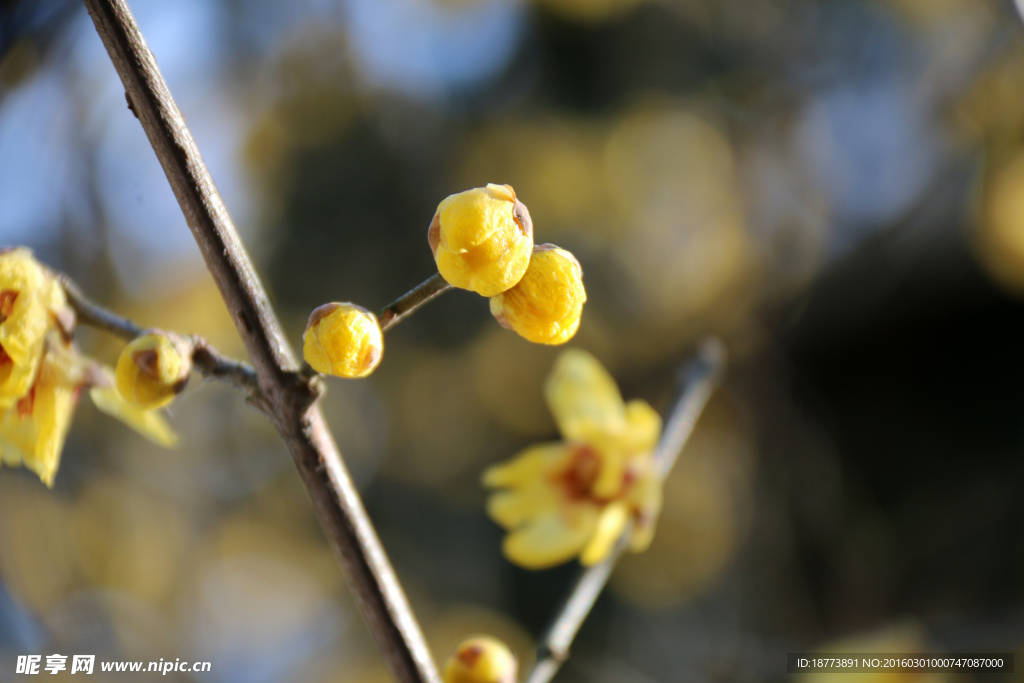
[591,448,626,499]
[89,385,178,447]
[29,369,76,487]
[502,505,598,569]
[629,517,658,554]
[487,483,559,529]
[623,399,662,454]
[627,465,664,553]
[545,349,625,443]
[0,355,77,487]
[0,339,43,408]
[580,501,630,566]
[482,442,567,489]
[0,249,49,365]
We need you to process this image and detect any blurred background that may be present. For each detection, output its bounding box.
[2,0,1024,680]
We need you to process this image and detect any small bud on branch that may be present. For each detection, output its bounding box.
[303,303,384,378]
[115,331,193,408]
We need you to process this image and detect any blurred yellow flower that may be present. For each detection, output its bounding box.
[429,184,534,297]
[441,636,517,683]
[978,150,1024,293]
[489,244,586,345]
[0,248,69,408]
[0,331,177,486]
[0,337,78,486]
[800,623,949,683]
[302,302,383,378]
[605,106,750,338]
[483,349,663,568]
[116,332,191,409]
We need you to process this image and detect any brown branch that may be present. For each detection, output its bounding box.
[78,2,440,682]
[59,274,260,396]
[190,341,261,396]
[653,337,728,477]
[525,337,728,683]
[378,272,452,333]
[58,274,144,340]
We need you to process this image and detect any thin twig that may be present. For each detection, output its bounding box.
[190,341,262,396]
[79,2,439,682]
[653,337,728,477]
[59,274,260,396]
[58,274,144,339]
[378,272,452,332]
[525,337,728,683]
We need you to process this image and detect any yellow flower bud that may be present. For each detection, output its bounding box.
[429,184,534,297]
[441,636,517,683]
[302,303,383,378]
[489,245,586,345]
[115,332,192,409]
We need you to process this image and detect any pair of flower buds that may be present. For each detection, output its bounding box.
[303,184,587,379]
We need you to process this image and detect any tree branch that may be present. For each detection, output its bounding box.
[58,274,144,340]
[525,337,728,683]
[378,273,451,333]
[59,273,260,396]
[79,1,440,681]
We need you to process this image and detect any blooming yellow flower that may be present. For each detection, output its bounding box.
[0,331,176,487]
[429,184,534,297]
[0,248,69,408]
[115,332,191,409]
[0,340,77,486]
[0,249,176,486]
[302,302,384,378]
[483,349,663,569]
[441,636,517,683]
[489,244,585,345]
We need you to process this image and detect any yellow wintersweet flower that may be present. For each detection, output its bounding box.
[0,341,77,486]
[483,349,663,569]
[489,244,585,345]
[429,184,534,297]
[441,636,517,683]
[0,248,70,408]
[115,332,191,409]
[0,331,177,486]
[802,623,946,683]
[302,302,383,378]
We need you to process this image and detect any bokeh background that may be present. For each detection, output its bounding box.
[2,0,1024,680]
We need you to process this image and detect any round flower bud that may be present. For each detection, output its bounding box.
[489,245,586,345]
[115,332,192,409]
[441,636,517,683]
[429,184,534,297]
[302,303,383,378]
